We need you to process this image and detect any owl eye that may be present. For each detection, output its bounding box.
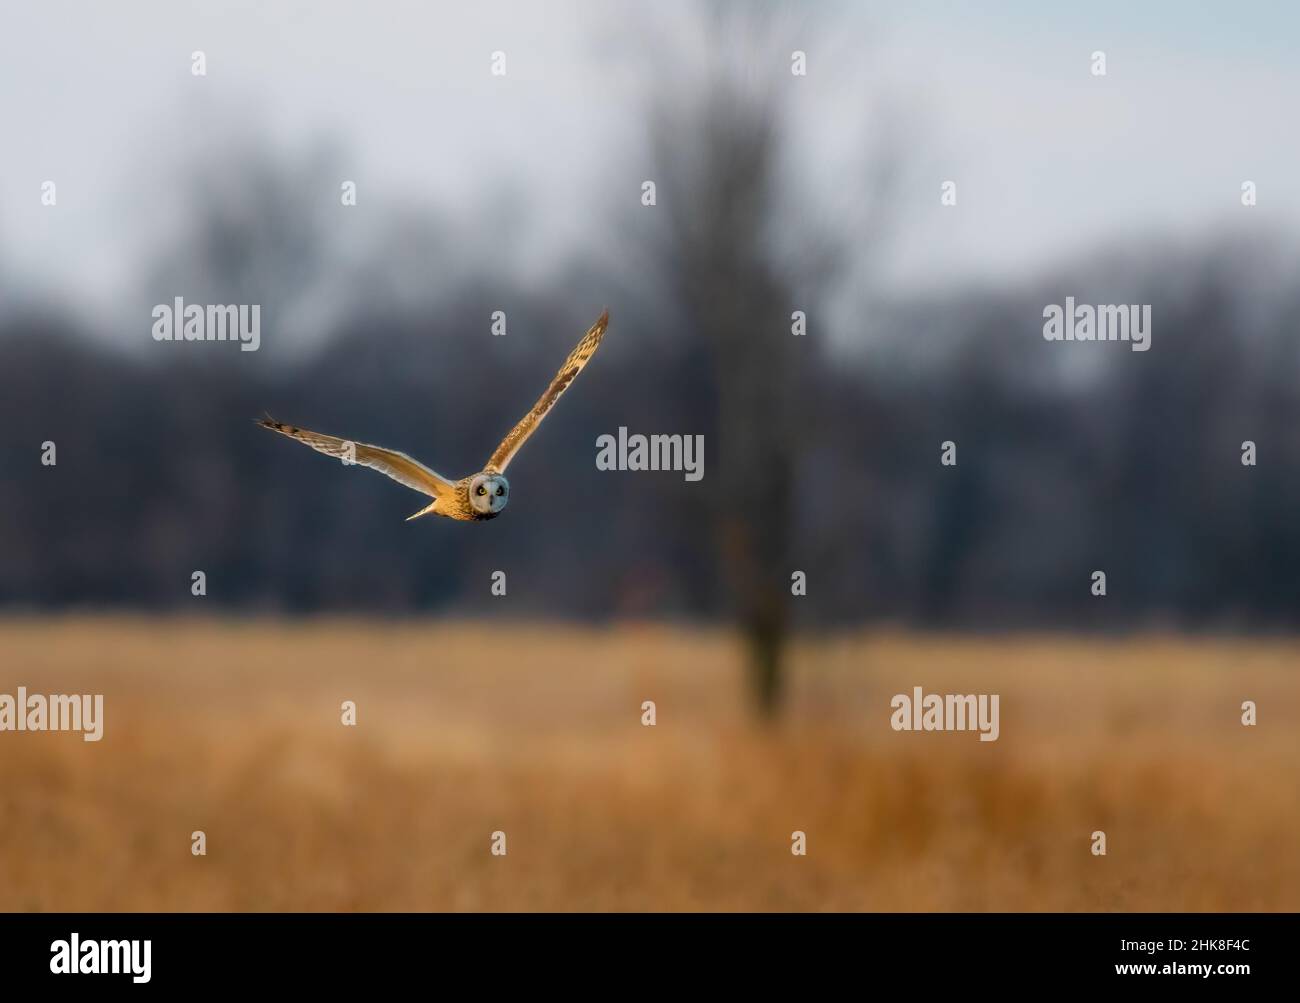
[496,486,505,496]
[476,485,486,496]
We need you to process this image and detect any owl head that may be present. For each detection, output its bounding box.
[468,472,510,516]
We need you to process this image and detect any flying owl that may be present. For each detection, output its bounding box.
[258,309,609,522]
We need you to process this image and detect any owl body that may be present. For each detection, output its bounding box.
[441,480,483,521]
[427,472,510,522]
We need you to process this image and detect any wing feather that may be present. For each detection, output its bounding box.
[257,419,454,499]
[485,309,610,473]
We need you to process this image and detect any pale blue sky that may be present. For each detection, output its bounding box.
[1,1,1296,335]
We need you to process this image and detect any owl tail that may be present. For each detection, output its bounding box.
[405,500,439,522]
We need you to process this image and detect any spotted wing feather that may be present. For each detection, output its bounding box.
[485,309,610,473]
[257,418,454,499]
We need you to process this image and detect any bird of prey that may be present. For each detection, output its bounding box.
[259,310,609,521]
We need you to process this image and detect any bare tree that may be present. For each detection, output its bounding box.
[642,3,892,715]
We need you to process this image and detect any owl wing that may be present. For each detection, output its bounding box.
[258,418,455,498]
[485,309,610,474]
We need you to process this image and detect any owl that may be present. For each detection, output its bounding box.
[259,310,609,521]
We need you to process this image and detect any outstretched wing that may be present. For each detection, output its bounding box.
[485,309,610,473]
[258,418,455,499]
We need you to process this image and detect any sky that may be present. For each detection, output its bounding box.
[1,0,1297,336]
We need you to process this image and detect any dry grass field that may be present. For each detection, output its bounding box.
[0,618,1296,911]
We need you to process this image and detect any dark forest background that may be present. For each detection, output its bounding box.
[4,228,1298,629]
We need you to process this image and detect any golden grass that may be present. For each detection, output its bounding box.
[0,618,1296,911]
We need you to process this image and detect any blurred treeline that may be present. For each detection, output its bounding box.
[3,226,1299,630]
